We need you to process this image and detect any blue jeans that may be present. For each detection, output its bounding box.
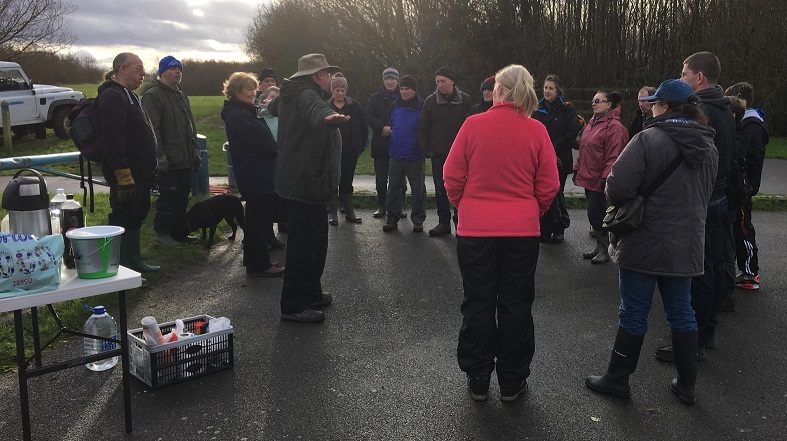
[692,198,727,346]
[618,268,696,336]
[430,155,451,224]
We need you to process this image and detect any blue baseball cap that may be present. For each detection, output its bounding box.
[640,79,695,103]
[158,55,183,75]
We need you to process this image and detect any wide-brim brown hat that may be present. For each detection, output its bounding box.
[291,54,341,78]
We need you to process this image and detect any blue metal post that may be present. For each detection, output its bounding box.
[191,134,209,196]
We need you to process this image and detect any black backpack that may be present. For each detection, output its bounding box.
[67,97,103,162]
[67,97,103,213]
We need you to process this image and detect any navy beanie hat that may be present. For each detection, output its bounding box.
[158,55,182,75]
[434,66,455,81]
[259,68,277,83]
[399,75,417,90]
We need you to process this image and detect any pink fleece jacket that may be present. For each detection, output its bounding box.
[444,101,560,237]
[573,106,629,192]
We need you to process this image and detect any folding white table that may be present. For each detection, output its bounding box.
[0,266,142,441]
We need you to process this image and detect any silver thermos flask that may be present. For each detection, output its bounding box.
[1,168,53,237]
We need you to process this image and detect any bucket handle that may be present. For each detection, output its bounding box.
[71,236,114,261]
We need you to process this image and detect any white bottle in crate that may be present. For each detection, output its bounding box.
[84,305,119,371]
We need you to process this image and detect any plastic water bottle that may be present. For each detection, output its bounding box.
[50,188,67,235]
[83,305,119,372]
[60,195,84,269]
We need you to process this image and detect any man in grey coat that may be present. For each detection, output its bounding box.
[142,55,200,247]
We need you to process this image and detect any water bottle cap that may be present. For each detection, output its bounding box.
[93,305,106,315]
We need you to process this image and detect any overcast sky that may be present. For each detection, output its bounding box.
[66,0,261,69]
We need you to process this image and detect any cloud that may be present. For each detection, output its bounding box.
[66,0,260,67]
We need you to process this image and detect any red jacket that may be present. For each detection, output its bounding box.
[444,102,559,237]
[573,106,629,192]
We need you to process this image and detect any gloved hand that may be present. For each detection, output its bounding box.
[157,156,169,175]
[115,168,136,202]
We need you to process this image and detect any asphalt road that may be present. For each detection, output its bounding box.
[1,208,785,441]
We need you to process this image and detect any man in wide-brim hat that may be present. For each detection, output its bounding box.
[270,53,349,324]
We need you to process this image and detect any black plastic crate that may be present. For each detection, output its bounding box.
[127,314,234,388]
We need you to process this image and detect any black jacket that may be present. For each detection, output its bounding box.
[221,98,277,198]
[627,109,652,140]
[365,86,400,158]
[97,80,157,183]
[742,109,770,195]
[418,86,472,157]
[467,100,492,116]
[532,96,581,174]
[697,85,735,202]
[330,97,368,156]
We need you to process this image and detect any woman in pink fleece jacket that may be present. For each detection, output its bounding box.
[573,90,629,264]
[444,64,559,403]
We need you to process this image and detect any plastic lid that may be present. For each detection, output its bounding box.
[66,194,75,200]
[93,306,106,314]
[57,188,65,193]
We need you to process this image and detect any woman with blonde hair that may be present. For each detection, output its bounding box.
[444,64,559,403]
[220,72,284,277]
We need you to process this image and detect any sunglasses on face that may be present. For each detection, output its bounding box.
[592,98,609,104]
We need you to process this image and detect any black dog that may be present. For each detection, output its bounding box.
[172,194,245,248]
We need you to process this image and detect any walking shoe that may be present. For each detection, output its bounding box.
[428,223,451,236]
[154,232,182,247]
[310,293,333,309]
[735,274,760,290]
[399,212,408,219]
[467,376,490,402]
[500,381,528,403]
[550,233,565,243]
[412,223,423,233]
[281,308,325,323]
[373,206,386,218]
[246,264,285,278]
[383,216,399,232]
[539,234,551,243]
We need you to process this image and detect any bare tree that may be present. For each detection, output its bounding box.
[0,0,77,60]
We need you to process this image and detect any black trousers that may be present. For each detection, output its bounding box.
[154,168,192,235]
[108,178,153,230]
[243,194,275,272]
[373,156,406,206]
[280,199,328,314]
[456,236,539,386]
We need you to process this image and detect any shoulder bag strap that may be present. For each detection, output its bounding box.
[640,153,684,199]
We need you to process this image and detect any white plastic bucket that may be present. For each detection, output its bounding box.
[66,226,125,279]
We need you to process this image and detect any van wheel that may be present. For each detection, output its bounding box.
[52,106,73,139]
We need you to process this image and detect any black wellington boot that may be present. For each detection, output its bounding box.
[670,330,698,405]
[591,232,610,264]
[583,234,602,259]
[373,191,386,218]
[120,229,160,273]
[585,328,644,399]
[341,193,362,223]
